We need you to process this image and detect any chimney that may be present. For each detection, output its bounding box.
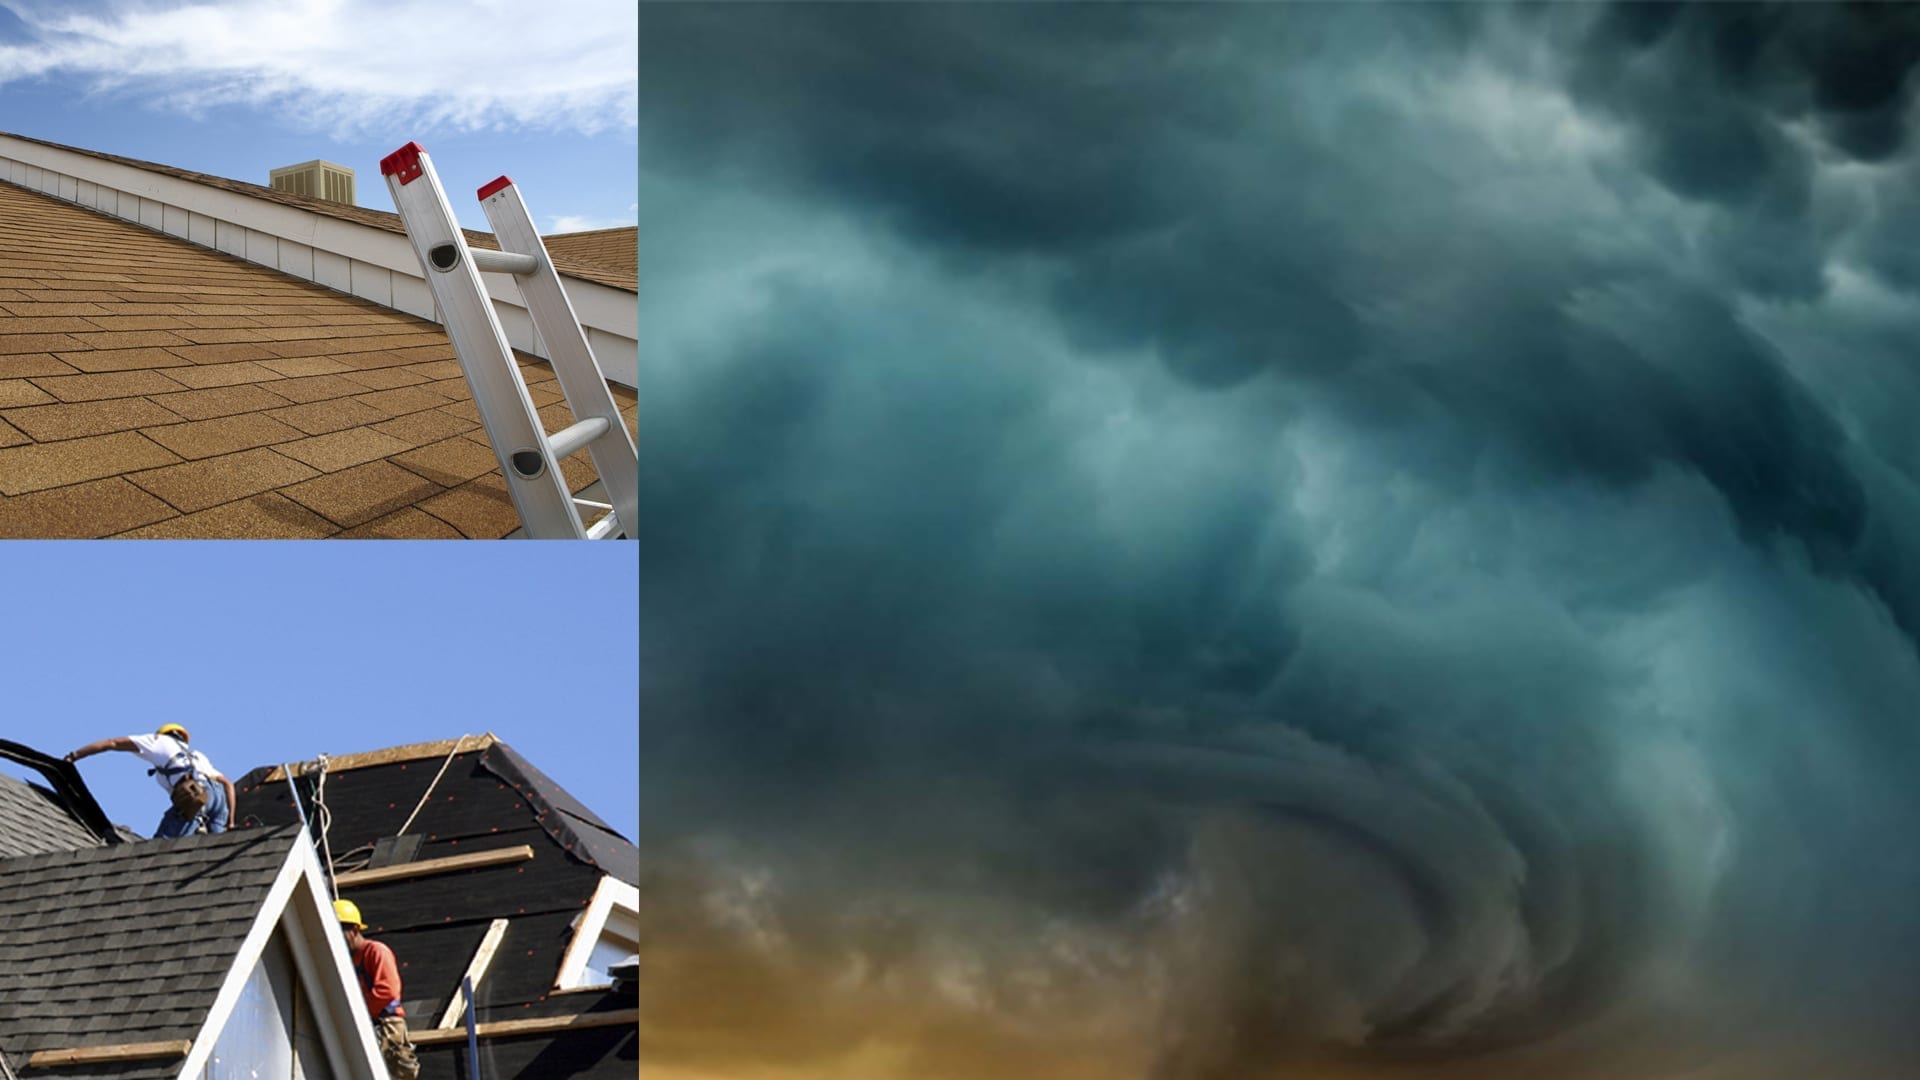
[269,159,356,205]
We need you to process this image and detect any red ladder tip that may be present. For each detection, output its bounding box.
[380,142,427,185]
[478,176,513,200]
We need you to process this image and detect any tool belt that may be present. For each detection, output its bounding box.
[150,736,209,819]
[169,774,209,817]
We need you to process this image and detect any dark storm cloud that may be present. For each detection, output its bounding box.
[639,5,1920,1078]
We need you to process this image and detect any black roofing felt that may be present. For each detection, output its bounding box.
[0,772,101,858]
[0,826,300,1079]
[479,743,638,887]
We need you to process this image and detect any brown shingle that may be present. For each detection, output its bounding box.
[420,474,520,539]
[275,427,413,472]
[259,356,355,378]
[116,493,336,538]
[53,346,195,374]
[2,397,185,442]
[0,354,80,378]
[146,384,295,421]
[0,477,177,538]
[354,385,454,418]
[0,431,180,494]
[0,333,87,354]
[32,370,192,402]
[336,507,464,539]
[281,460,444,527]
[165,342,282,364]
[267,397,392,436]
[162,362,289,389]
[392,435,502,487]
[62,330,194,350]
[0,380,54,408]
[371,408,479,446]
[128,447,321,514]
[340,367,430,391]
[141,413,304,460]
[265,374,370,403]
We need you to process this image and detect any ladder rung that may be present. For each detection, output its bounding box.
[585,513,621,540]
[547,415,611,461]
[572,498,612,511]
[466,248,539,276]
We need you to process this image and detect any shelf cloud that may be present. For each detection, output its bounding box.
[639,6,1920,1077]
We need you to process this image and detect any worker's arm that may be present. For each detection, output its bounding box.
[64,737,135,762]
[219,775,238,829]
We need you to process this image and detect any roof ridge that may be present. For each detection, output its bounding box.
[0,131,636,292]
[256,733,500,782]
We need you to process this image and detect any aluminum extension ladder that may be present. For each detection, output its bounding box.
[379,141,636,539]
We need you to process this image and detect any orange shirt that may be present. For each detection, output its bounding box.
[351,939,406,1019]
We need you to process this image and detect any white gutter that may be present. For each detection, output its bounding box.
[0,135,637,388]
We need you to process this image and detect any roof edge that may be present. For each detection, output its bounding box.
[256,733,499,783]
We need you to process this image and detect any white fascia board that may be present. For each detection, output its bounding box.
[279,842,388,1080]
[174,836,387,1080]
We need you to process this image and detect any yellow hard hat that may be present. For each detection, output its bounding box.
[156,723,190,742]
[333,899,365,929]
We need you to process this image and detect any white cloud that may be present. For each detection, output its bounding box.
[549,200,636,234]
[0,0,636,137]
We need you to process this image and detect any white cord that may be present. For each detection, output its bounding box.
[313,753,336,899]
[396,734,470,837]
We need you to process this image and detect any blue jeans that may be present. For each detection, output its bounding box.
[154,780,227,839]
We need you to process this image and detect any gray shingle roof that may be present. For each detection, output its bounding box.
[0,825,300,1078]
[0,772,102,858]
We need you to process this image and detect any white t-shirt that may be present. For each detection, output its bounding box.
[127,733,225,791]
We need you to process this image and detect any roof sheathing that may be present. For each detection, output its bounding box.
[0,827,300,1079]
[0,180,637,538]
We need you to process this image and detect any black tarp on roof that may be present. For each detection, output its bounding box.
[480,741,637,886]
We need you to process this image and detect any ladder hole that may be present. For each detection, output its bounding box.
[429,243,459,271]
[510,449,546,479]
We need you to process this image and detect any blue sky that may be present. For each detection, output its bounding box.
[0,542,639,840]
[0,0,638,234]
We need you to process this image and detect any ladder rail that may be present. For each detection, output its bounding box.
[477,177,638,540]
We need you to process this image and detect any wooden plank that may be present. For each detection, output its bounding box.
[335,844,533,887]
[28,1040,192,1066]
[261,733,496,781]
[409,1009,637,1045]
[436,917,511,1029]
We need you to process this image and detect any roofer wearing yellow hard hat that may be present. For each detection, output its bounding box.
[335,898,421,1080]
[64,724,235,839]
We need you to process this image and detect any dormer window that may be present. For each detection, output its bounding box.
[554,875,639,990]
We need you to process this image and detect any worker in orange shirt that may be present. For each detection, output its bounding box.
[335,899,421,1080]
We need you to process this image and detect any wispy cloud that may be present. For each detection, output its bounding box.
[549,201,636,234]
[0,0,636,137]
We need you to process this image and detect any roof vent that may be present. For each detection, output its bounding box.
[269,159,356,205]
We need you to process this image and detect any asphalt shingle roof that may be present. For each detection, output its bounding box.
[0,179,637,537]
[0,826,300,1078]
[0,772,101,858]
[541,228,637,290]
